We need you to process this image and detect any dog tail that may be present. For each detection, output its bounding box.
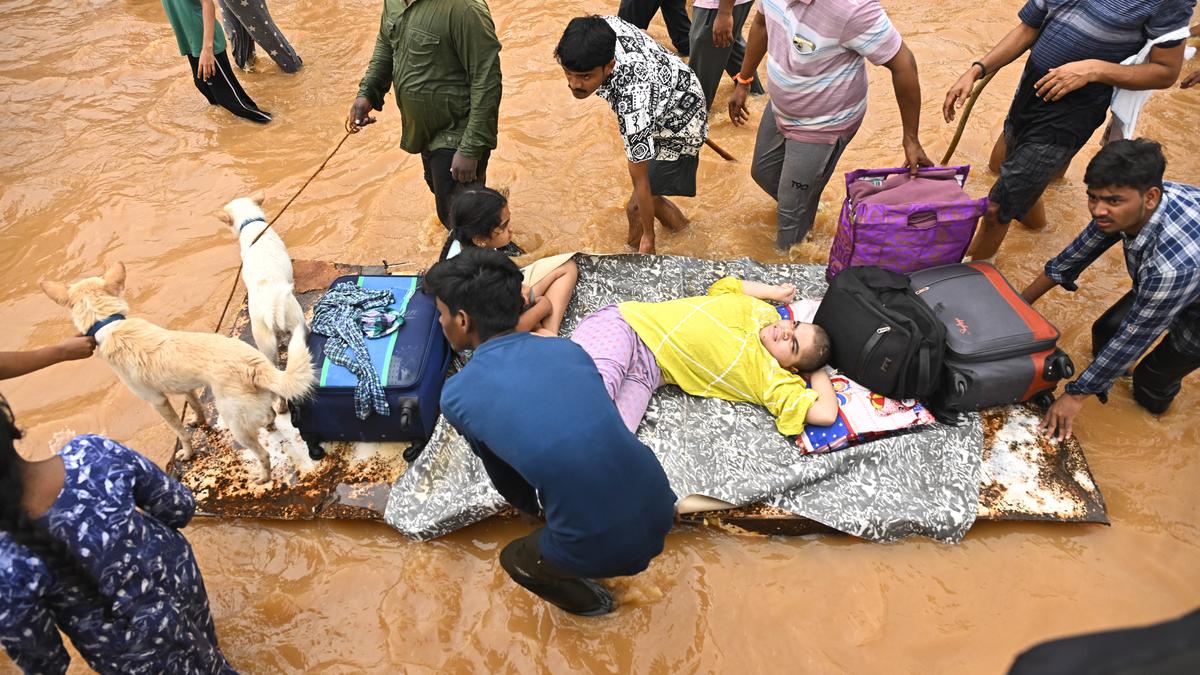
[260,328,315,402]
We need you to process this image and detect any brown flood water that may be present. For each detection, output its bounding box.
[3,0,1199,672]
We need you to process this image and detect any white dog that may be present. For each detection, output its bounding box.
[219,193,307,416]
[41,263,314,483]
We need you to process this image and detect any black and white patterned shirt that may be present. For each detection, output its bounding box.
[595,16,708,163]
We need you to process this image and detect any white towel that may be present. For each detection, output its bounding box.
[1110,28,1196,140]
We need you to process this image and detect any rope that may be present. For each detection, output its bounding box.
[941,71,997,166]
[210,130,353,334]
[176,129,352,426]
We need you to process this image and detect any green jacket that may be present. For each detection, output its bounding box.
[357,0,502,158]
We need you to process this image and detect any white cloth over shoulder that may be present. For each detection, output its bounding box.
[1110,28,1195,140]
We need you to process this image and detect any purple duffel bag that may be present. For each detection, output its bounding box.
[826,166,988,282]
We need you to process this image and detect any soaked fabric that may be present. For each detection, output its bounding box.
[0,435,233,673]
[218,0,303,73]
[386,254,983,543]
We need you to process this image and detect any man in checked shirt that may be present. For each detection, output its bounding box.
[1021,139,1200,440]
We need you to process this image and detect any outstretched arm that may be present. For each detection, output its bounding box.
[944,22,1040,122]
[882,42,932,174]
[739,279,796,303]
[0,336,95,380]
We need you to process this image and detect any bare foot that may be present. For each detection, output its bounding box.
[638,235,656,254]
[654,196,690,232]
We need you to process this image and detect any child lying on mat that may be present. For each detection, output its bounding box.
[570,276,839,435]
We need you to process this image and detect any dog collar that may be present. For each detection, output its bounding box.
[237,216,268,234]
[86,314,125,337]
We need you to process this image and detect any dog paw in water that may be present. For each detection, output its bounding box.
[254,469,272,485]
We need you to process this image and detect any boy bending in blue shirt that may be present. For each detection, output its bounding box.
[424,248,677,616]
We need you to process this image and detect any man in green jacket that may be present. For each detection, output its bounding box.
[348,0,502,228]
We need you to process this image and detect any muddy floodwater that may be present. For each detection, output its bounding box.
[2,0,1198,672]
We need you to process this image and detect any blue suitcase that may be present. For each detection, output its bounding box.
[293,274,452,461]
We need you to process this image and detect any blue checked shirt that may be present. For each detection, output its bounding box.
[1044,182,1200,399]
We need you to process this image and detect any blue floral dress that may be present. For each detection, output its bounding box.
[0,435,235,674]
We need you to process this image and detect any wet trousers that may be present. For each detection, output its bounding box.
[688,4,764,109]
[217,0,302,72]
[187,51,272,124]
[499,529,615,616]
[750,102,848,249]
[618,0,691,55]
[1091,291,1200,414]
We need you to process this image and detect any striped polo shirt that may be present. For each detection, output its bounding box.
[759,0,902,144]
[1020,0,1195,71]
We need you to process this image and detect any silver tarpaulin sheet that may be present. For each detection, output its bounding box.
[385,254,983,543]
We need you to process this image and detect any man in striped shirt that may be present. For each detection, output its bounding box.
[944,0,1194,262]
[1021,140,1200,440]
[728,0,932,250]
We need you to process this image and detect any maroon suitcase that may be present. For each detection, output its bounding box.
[908,262,1074,416]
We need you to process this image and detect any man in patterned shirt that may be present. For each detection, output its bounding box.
[555,15,708,254]
[1021,140,1200,440]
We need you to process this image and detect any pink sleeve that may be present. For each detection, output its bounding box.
[840,1,903,66]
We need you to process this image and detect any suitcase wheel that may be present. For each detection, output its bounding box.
[305,438,326,461]
[1045,350,1075,380]
[402,439,427,464]
[1031,391,1055,409]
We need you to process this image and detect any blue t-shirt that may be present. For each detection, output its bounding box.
[440,332,677,578]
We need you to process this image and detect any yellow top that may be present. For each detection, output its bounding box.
[618,277,819,436]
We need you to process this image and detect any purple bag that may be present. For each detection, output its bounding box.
[826,166,987,282]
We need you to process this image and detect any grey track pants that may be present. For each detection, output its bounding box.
[750,102,848,249]
[688,4,763,110]
[218,0,302,73]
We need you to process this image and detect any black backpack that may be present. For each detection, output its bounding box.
[813,267,946,400]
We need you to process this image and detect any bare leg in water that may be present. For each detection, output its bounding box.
[625,196,690,252]
[989,132,1067,231]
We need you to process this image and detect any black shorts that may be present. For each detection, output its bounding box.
[648,153,699,197]
[988,123,1077,224]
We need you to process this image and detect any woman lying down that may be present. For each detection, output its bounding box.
[570,276,839,436]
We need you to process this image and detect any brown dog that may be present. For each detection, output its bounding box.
[41,263,314,483]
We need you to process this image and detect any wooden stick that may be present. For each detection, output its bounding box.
[941,71,997,166]
[704,137,737,162]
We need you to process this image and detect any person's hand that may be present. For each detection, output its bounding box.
[769,283,796,303]
[1181,69,1200,89]
[728,84,751,126]
[1035,60,1096,102]
[942,68,980,122]
[450,151,479,183]
[1038,392,1086,442]
[902,137,934,175]
[54,335,96,362]
[712,11,734,49]
[198,46,216,81]
[520,284,533,307]
[347,96,376,133]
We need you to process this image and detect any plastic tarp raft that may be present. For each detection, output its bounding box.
[171,256,1107,542]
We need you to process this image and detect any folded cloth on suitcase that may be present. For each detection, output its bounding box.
[779,300,936,454]
[312,281,408,419]
[386,255,984,544]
